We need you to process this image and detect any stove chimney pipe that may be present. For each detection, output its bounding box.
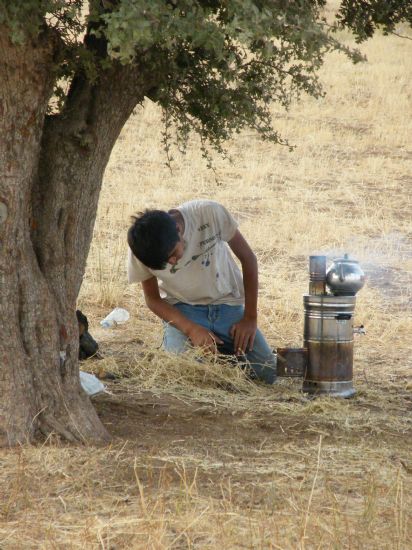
[309,255,327,295]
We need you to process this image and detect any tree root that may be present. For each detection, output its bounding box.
[38,413,85,443]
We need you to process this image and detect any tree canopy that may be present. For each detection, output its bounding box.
[2,0,409,160]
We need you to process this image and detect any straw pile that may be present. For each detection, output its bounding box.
[1,6,411,548]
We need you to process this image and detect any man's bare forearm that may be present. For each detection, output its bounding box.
[227,230,258,320]
[241,253,258,319]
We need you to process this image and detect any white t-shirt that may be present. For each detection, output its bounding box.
[127,200,245,305]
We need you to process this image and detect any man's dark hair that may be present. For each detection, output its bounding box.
[127,209,179,270]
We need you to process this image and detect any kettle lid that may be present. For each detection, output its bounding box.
[332,253,359,264]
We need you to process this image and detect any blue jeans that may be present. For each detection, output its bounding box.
[163,303,277,384]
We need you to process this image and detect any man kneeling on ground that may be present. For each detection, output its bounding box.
[127,199,276,384]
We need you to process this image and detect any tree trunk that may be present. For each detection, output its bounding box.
[0,31,151,446]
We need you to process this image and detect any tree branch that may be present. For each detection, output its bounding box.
[390,30,412,41]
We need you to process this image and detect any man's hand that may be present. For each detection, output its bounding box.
[230,316,257,355]
[187,323,224,351]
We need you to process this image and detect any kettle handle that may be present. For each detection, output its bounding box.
[339,262,344,282]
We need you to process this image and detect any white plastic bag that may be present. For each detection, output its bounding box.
[79,371,106,396]
[100,307,130,328]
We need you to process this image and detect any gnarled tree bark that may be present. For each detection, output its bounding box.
[0,29,154,446]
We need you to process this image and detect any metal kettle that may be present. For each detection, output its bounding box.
[326,254,365,296]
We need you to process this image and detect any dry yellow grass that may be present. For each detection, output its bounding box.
[1,15,411,550]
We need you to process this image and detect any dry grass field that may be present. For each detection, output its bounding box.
[1,15,412,550]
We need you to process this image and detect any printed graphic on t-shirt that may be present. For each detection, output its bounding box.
[169,226,222,274]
